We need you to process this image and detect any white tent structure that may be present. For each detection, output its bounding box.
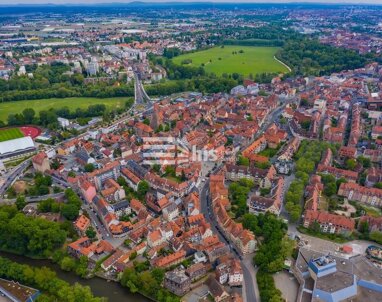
[0,136,36,160]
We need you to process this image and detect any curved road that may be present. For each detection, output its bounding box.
[0,160,31,196]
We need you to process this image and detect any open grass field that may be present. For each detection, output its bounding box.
[0,97,129,123]
[0,128,25,142]
[172,46,289,76]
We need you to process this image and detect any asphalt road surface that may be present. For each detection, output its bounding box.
[0,160,30,196]
[200,179,258,302]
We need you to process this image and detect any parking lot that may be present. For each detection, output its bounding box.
[296,233,382,259]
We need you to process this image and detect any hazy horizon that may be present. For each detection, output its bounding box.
[0,0,382,5]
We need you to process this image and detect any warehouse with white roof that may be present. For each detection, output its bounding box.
[0,136,36,161]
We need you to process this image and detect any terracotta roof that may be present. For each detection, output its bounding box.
[154,250,186,268]
[74,215,90,232]
[32,151,48,165]
[339,182,382,198]
[304,210,355,230]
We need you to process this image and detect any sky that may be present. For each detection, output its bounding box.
[0,0,381,4]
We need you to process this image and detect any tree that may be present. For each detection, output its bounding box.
[7,114,18,126]
[255,161,271,169]
[165,166,176,177]
[152,164,161,173]
[38,198,56,213]
[359,220,369,234]
[370,231,382,245]
[358,156,371,168]
[71,73,84,85]
[61,204,79,221]
[180,170,186,181]
[0,206,66,257]
[300,120,311,130]
[51,158,61,170]
[0,256,101,302]
[60,256,76,271]
[113,148,122,158]
[75,256,89,278]
[237,155,249,166]
[290,209,301,223]
[84,163,95,173]
[137,180,150,201]
[310,221,321,233]
[22,108,35,124]
[130,251,138,260]
[345,158,357,170]
[86,226,97,239]
[151,268,165,284]
[38,185,49,195]
[324,182,337,197]
[15,195,26,210]
[257,270,283,302]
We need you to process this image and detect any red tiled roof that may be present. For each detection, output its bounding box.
[32,152,47,165]
[304,210,355,230]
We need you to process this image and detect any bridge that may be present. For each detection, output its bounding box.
[134,72,151,104]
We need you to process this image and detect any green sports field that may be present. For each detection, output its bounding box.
[172,46,289,76]
[0,128,25,142]
[0,97,130,123]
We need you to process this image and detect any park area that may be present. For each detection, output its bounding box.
[0,97,129,123]
[0,128,25,142]
[172,46,289,76]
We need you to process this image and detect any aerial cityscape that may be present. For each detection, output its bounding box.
[0,1,382,302]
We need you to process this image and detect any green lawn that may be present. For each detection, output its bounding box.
[172,46,288,76]
[0,128,24,142]
[0,97,130,123]
[361,205,382,218]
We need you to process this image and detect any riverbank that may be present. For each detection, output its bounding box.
[0,251,150,302]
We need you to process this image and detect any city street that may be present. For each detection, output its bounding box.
[199,179,259,302]
[82,204,113,241]
[0,159,30,197]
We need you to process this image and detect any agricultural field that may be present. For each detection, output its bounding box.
[0,97,130,123]
[172,46,289,76]
[0,128,25,142]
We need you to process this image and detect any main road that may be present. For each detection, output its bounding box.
[199,179,258,302]
[197,101,293,302]
[134,72,151,104]
[0,159,31,197]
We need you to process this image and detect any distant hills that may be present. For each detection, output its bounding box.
[0,1,382,7]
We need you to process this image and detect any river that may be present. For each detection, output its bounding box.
[0,251,150,302]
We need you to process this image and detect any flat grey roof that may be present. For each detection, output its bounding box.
[315,271,354,293]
